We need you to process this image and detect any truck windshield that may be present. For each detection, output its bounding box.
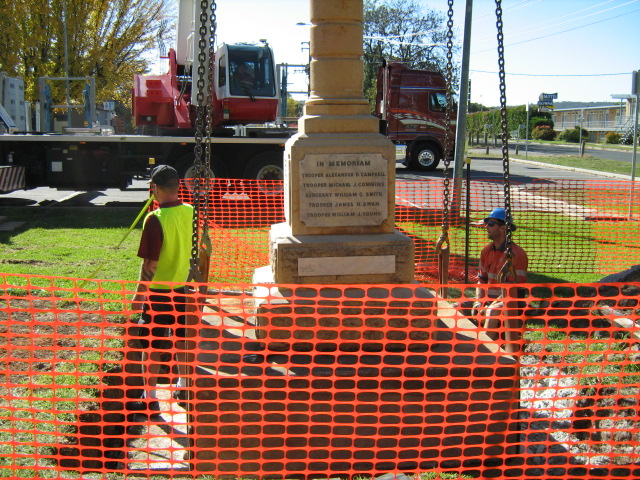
[430,92,447,113]
[228,45,276,98]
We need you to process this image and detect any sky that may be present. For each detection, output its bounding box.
[167,0,640,107]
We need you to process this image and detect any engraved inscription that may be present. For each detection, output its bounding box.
[299,154,388,227]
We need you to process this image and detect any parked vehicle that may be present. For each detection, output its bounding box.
[0,0,289,194]
[376,60,455,171]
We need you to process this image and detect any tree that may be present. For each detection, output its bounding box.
[468,102,489,113]
[0,0,172,108]
[363,0,458,110]
[286,96,304,118]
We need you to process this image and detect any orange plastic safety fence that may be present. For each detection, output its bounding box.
[175,178,640,284]
[1,273,639,479]
[180,179,285,283]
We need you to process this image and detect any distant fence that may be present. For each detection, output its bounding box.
[0,274,639,479]
[178,178,640,284]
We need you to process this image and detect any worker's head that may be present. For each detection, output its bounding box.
[483,207,517,231]
[483,207,517,244]
[150,165,180,197]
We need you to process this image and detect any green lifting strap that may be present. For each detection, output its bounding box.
[79,195,155,288]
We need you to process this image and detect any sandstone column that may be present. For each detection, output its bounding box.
[258,0,414,285]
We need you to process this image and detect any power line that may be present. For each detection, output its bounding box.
[504,0,639,43]
[470,70,630,77]
[472,4,640,54]
[472,0,623,42]
[472,0,545,21]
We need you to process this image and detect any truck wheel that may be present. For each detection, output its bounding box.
[176,154,218,180]
[244,151,284,182]
[182,163,216,181]
[175,154,227,200]
[410,143,441,171]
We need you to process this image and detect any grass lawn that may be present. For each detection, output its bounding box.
[0,207,143,282]
[512,153,634,177]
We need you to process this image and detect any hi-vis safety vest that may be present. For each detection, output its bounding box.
[147,203,194,290]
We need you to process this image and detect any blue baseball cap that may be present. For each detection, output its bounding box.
[484,207,517,231]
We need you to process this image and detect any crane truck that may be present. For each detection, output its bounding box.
[0,1,452,194]
[0,0,288,194]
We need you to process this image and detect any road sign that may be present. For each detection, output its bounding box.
[537,100,554,110]
[539,93,558,101]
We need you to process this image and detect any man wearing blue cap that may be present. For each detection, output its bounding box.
[473,207,528,352]
[476,207,527,287]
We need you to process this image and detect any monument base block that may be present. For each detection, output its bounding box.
[267,222,415,284]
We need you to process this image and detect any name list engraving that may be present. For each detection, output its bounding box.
[299,153,388,227]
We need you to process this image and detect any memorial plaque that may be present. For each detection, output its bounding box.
[299,153,388,227]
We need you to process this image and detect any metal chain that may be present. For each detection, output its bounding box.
[436,0,455,255]
[495,0,517,282]
[200,0,216,238]
[190,0,216,277]
[190,0,209,267]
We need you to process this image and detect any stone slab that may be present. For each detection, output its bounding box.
[298,254,396,276]
[268,222,415,284]
[0,221,25,232]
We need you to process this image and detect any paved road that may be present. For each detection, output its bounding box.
[0,180,151,208]
[396,153,623,183]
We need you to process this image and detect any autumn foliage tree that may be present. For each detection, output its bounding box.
[0,0,172,111]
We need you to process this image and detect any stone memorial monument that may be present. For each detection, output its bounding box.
[255,0,414,285]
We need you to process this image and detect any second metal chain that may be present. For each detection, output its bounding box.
[438,0,455,251]
[190,0,209,266]
[190,0,216,275]
[495,0,517,282]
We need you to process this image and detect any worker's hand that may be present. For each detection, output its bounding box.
[471,301,484,317]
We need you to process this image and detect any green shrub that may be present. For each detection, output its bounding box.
[605,131,621,144]
[530,115,554,130]
[558,127,588,143]
[531,125,556,141]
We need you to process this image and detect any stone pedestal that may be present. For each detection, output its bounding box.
[263,0,414,284]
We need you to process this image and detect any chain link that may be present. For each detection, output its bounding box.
[436,0,453,253]
[495,0,517,281]
[190,0,216,272]
[200,0,216,240]
[437,0,455,254]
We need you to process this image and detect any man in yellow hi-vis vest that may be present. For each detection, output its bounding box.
[129,165,194,415]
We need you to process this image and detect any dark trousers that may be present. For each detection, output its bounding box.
[125,287,191,399]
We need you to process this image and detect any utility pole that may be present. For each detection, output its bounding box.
[632,71,639,183]
[62,0,72,128]
[525,102,529,159]
[579,108,585,157]
[452,0,473,214]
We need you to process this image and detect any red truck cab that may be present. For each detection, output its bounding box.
[376,61,455,171]
[132,43,279,132]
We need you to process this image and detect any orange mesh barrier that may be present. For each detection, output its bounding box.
[176,179,640,284]
[1,274,639,479]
